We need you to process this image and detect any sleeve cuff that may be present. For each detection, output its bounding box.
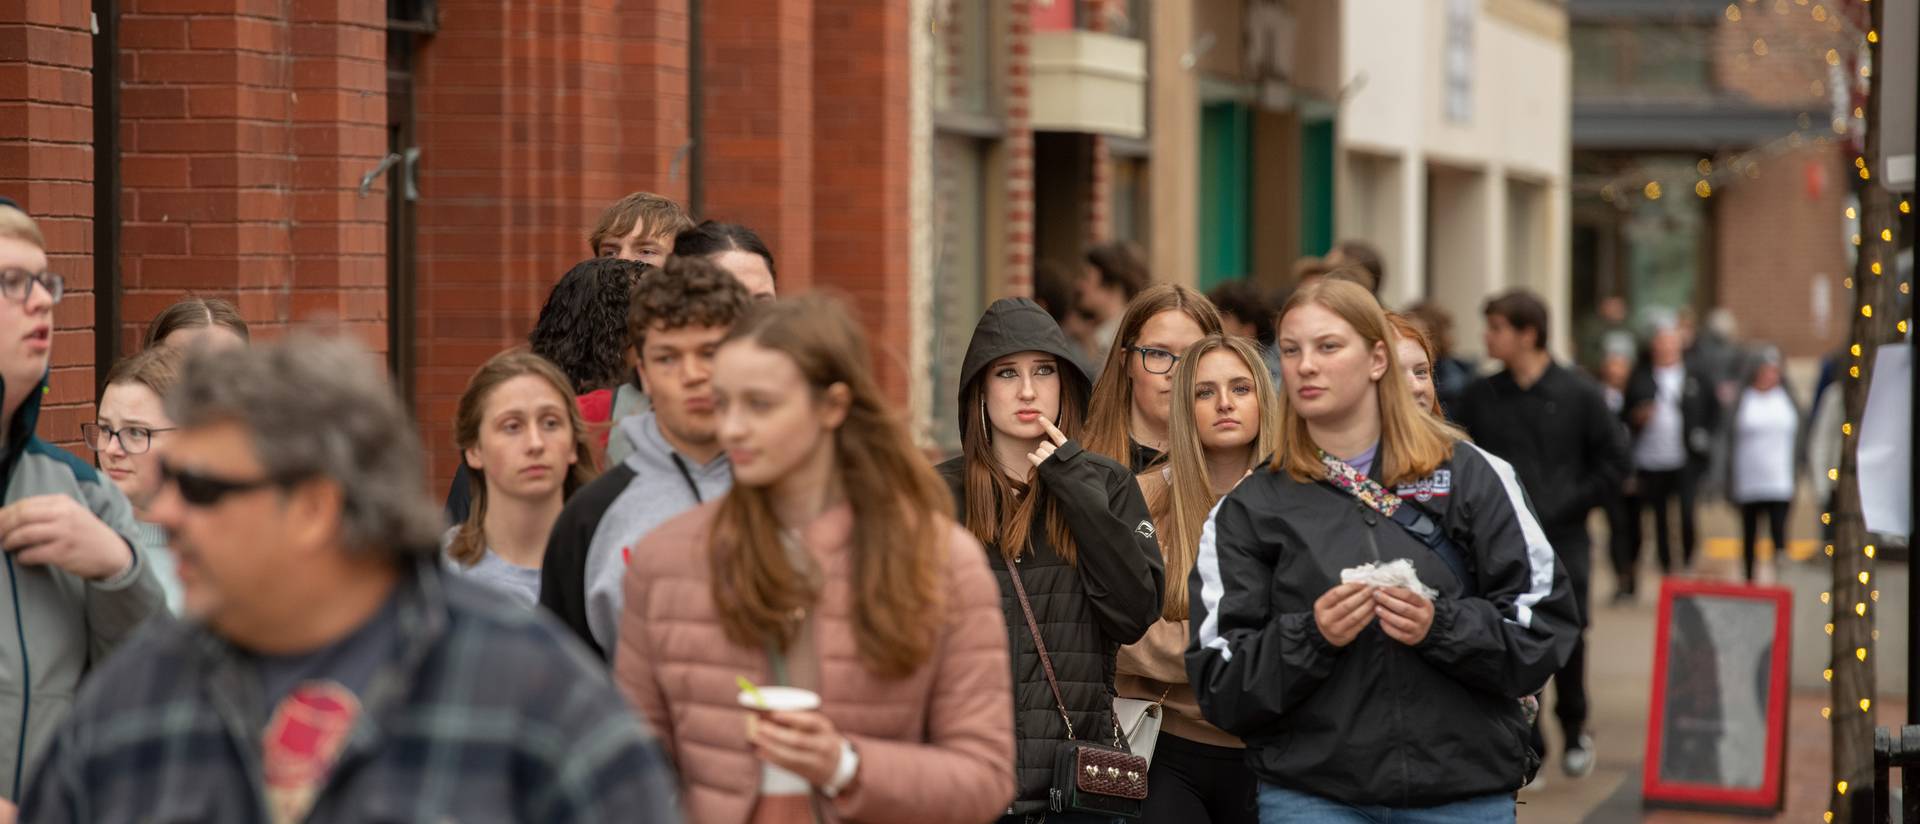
[90,539,143,591]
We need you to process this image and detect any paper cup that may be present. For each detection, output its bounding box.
[738,687,822,795]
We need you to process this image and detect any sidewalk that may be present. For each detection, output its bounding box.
[1517,505,1909,823]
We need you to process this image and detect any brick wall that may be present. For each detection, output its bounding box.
[1004,0,1034,297]
[1715,143,1851,358]
[0,0,95,446]
[115,0,385,352]
[700,0,813,290]
[410,0,689,490]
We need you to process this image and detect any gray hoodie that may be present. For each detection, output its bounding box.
[538,410,731,658]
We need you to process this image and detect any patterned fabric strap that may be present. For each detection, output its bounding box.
[1318,449,1401,517]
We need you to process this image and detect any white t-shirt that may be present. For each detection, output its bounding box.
[1634,365,1688,472]
[1732,387,1798,503]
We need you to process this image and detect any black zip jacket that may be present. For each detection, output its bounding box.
[1186,442,1578,808]
[940,298,1166,814]
[1452,361,1630,538]
[1624,357,1720,467]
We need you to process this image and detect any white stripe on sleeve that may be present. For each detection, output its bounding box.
[1193,497,1233,661]
[1462,443,1555,629]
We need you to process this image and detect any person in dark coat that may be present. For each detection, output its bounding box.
[935,298,1165,824]
[1624,319,1720,574]
[1452,290,1630,782]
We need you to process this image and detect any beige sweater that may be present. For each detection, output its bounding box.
[1116,618,1243,749]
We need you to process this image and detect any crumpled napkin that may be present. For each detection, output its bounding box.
[1339,559,1438,600]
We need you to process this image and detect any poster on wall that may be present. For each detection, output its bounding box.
[1642,579,1792,814]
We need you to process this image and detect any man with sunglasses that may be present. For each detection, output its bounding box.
[0,199,166,814]
[18,335,678,823]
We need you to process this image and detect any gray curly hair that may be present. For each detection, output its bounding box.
[166,334,444,557]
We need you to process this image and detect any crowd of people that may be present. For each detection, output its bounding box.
[0,186,1810,823]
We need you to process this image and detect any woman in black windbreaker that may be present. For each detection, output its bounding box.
[936,297,1166,824]
[1186,279,1579,823]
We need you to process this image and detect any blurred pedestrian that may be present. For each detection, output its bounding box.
[142,296,250,352]
[1405,301,1476,413]
[672,220,778,300]
[1291,256,1330,287]
[1084,284,1225,472]
[0,202,166,804]
[1386,312,1439,415]
[1208,279,1284,385]
[444,350,597,607]
[591,191,695,265]
[1452,289,1629,781]
[1190,279,1577,823]
[1322,239,1385,295]
[936,297,1164,824]
[88,345,189,613]
[1625,319,1719,574]
[1597,339,1639,602]
[21,337,679,823]
[1721,346,1804,582]
[541,256,749,658]
[1079,241,1151,356]
[615,296,1016,824]
[1033,260,1102,378]
[1577,296,1631,375]
[1120,335,1278,824]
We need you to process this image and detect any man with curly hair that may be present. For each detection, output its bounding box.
[539,255,754,658]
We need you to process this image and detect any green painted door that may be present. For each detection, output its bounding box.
[1199,102,1250,291]
[1300,119,1335,258]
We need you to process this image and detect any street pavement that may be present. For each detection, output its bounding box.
[1517,501,1910,823]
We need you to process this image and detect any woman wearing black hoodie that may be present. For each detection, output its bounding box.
[937,298,1166,824]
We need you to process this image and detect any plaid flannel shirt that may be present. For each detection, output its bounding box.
[19,558,682,823]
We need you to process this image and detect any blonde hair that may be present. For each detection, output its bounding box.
[1269,279,1460,485]
[1143,335,1281,619]
[1386,311,1442,416]
[1084,283,1224,466]
[0,205,46,250]
[589,192,695,254]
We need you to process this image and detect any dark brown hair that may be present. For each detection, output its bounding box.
[628,254,753,354]
[142,297,250,350]
[1484,289,1551,351]
[448,349,598,567]
[103,344,187,400]
[707,296,951,678]
[672,221,777,282]
[960,362,1088,565]
[1331,239,1385,293]
[1086,241,1150,300]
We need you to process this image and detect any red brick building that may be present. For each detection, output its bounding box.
[3,0,923,489]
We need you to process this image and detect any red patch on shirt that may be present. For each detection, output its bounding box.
[263,680,360,824]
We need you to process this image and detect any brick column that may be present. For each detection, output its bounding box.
[699,0,813,289]
[411,0,689,488]
[1003,0,1034,297]
[0,0,95,443]
[813,0,913,402]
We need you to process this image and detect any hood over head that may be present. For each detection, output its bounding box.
[955,298,1092,440]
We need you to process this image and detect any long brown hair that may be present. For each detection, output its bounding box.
[960,370,1088,566]
[1143,335,1282,620]
[707,296,951,678]
[449,349,599,567]
[1386,311,1443,416]
[1083,283,1224,465]
[1269,280,1459,486]
[142,297,250,350]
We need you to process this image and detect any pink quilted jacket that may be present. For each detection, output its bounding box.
[614,501,1016,824]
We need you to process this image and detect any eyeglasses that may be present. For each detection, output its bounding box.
[0,268,65,305]
[1131,345,1182,375]
[156,460,287,507]
[81,423,177,455]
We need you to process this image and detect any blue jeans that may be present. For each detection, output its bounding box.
[1256,784,1515,824]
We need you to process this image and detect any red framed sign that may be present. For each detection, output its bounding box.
[1641,578,1793,814]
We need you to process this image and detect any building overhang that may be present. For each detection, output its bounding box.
[1573,99,1810,152]
[1031,30,1147,138]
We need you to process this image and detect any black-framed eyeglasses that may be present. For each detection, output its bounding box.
[156,460,287,507]
[1131,345,1182,375]
[81,423,177,455]
[0,268,65,305]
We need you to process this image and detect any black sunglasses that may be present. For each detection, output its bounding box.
[156,461,286,507]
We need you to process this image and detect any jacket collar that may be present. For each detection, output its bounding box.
[0,369,50,482]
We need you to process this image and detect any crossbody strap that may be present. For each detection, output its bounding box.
[1004,560,1076,741]
[1319,450,1478,597]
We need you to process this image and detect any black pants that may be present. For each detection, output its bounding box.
[1634,468,1699,572]
[1530,530,1590,756]
[1739,500,1791,581]
[1141,733,1257,824]
[1603,491,1637,595]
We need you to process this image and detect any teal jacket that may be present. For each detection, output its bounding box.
[0,375,166,800]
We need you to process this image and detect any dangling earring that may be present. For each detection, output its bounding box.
[980,400,992,443]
